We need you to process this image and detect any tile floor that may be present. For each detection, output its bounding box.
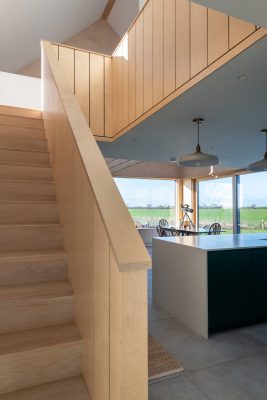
[147,246,267,400]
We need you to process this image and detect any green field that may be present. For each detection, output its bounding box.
[128,207,267,233]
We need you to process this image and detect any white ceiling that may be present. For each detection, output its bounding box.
[0,0,107,73]
[99,35,267,171]
[192,0,267,28]
[107,0,139,37]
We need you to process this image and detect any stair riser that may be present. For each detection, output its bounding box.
[0,115,44,130]
[0,255,67,286]
[0,134,47,152]
[0,225,63,252]
[0,181,55,201]
[0,106,42,119]
[0,125,45,140]
[0,295,74,334]
[0,203,58,224]
[0,149,49,166]
[0,165,52,181]
[0,342,81,394]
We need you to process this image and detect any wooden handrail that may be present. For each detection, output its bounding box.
[48,40,112,58]
[42,40,151,272]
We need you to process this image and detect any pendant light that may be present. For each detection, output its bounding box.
[179,118,219,167]
[248,129,267,171]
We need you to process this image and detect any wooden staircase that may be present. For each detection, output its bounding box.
[0,106,90,399]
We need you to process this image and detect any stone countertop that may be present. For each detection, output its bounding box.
[153,233,267,251]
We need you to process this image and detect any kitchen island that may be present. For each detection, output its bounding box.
[153,234,267,338]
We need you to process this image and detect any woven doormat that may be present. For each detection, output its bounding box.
[148,335,184,381]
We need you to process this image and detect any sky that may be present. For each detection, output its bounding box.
[199,171,267,208]
[115,171,267,209]
[114,178,176,207]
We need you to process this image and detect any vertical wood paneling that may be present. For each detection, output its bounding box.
[122,38,129,128]
[110,250,148,400]
[164,0,176,97]
[43,41,151,400]
[190,2,208,77]
[176,0,190,88]
[58,47,74,92]
[229,16,256,49]
[136,14,144,118]
[128,26,136,123]
[105,57,113,137]
[143,0,153,112]
[208,9,229,64]
[114,46,123,133]
[93,205,110,400]
[90,53,105,136]
[153,0,164,105]
[75,51,90,123]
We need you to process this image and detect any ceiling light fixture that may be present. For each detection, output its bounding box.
[179,118,219,167]
[248,129,267,171]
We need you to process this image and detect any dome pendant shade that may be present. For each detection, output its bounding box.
[248,129,267,171]
[179,144,219,167]
[179,119,219,168]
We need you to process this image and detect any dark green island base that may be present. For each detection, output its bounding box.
[153,233,267,338]
[208,247,267,334]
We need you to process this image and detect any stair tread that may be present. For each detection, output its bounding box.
[0,281,72,300]
[0,249,66,261]
[0,147,48,154]
[0,323,80,356]
[0,376,89,400]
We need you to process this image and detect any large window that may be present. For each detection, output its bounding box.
[198,177,233,233]
[238,172,267,233]
[114,178,176,227]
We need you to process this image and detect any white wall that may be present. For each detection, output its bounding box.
[107,0,139,37]
[0,72,41,110]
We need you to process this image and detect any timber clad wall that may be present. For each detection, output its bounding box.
[51,0,263,141]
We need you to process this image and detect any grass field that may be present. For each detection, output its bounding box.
[128,207,267,233]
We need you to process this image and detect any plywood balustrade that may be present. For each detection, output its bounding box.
[42,41,150,400]
[52,42,112,138]
[48,0,267,143]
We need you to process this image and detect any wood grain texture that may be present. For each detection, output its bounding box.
[208,9,229,64]
[50,1,265,143]
[58,47,75,92]
[105,57,113,136]
[90,53,105,135]
[42,41,151,400]
[176,0,190,88]
[0,324,81,394]
[122,38,129,128]
[128,26,136,123]
[0,376,90,400]
[190,2,208,76]
[143,0,153,112]
[136,13,144,118]
[164,0,176,97]
[229,16,256,49]
[74,50,90,123]
[152,0,164,105]
[113,47,123,133]
[0,105,41,119]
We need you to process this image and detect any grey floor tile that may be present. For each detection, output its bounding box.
[188,350,267,400]
[149,375,208,400]
[176,329,267,372]
[148,302,171,322]
[149,317,267,372]
[242,323,267,346]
